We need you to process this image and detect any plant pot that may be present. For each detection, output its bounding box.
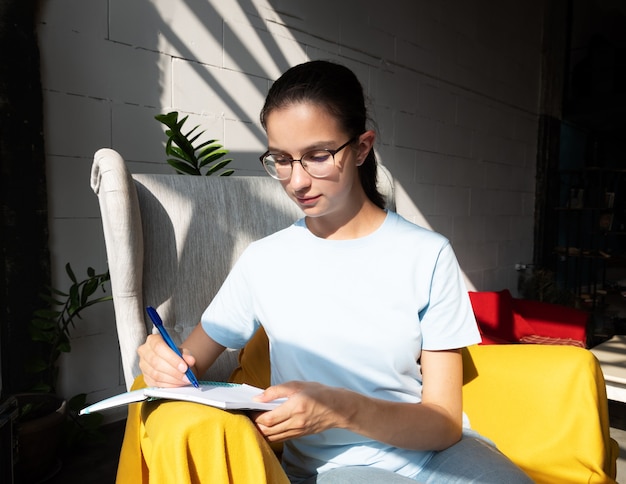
[14,393,67,483]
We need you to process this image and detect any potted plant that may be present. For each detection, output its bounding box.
[14,263,111,482]
[519,266,576,306]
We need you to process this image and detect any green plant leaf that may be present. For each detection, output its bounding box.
[195,138,219,150]
[82,278,99,302]
[175,114,189,129]
[198,149,229,168]
[197,141,224,153]
[27,265,112,393]
[29,321,49,331]
[29,328,56,344]
[39,293,65,306]
[33,308,61,319]
[66,262,77,283]
[185,125,205,145]
[49,287,69,298]
[58,339,71,353]
[25,356,47,373]
[205,159,234,176]
[68,393,87,411]
[80,296,113,310]
[169,145,197,166]
[167,159,201,176]
[155,112,179,127]
[29,382,52,394]
[30,317,57,329]
[69,284,80,306]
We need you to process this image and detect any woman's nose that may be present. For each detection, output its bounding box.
[289,161,312,189]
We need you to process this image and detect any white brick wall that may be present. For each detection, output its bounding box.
[36,0,544,406]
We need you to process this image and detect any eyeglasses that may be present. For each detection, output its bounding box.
[259,137,356,180]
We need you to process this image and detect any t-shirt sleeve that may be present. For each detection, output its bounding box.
[419,241,481,350]
[200,249,259,349]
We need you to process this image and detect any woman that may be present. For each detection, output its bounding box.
[138,60,532,483]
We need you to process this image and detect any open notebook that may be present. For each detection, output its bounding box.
[80,381,285,415]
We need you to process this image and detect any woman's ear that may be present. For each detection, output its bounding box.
[355,130,376,166]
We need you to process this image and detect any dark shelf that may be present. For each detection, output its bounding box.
[551,162,626,313]
[555,207,615,211]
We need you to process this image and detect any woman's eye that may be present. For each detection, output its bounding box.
[305,152,331,163]
[271,155,292,165]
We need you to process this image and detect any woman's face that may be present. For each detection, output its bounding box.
[264,102,368,223]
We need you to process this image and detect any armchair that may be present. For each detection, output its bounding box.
[91,148,617,483]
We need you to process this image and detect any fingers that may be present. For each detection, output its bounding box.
[138,334,195,387]
[255,381,301,402]
[181,348,197,369]
[252,385,297,440]
[254,400,318,442]
[252,381,339,442]
[253,409,298,442]
[255,422,298,442]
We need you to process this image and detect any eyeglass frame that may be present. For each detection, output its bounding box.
[259,137,357,180]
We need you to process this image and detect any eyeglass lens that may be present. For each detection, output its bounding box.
[267,151,335,179]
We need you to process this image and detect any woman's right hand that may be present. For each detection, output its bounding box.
[138,334,197,387]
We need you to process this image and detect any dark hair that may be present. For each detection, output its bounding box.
[260,60,385,209]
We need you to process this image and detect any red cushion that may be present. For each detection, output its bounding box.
[469,290,540,343]
[511,312,538,341]
[512,298,588,345]
[469,290,516,342]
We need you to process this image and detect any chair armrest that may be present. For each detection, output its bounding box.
[462,344,617,483]
[91,149,147,389]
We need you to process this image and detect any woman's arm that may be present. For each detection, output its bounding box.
[254,349,463,451]
[138,323,226,387]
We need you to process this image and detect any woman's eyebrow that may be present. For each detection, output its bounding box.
[268,140,337,154]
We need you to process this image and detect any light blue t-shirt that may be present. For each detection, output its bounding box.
[201,211,481,480]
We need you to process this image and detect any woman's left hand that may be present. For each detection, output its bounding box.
[251,381,350,442]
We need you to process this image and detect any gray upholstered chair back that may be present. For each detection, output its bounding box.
[91,148,395,389]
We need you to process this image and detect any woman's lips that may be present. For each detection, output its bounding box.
[295,194,320,205]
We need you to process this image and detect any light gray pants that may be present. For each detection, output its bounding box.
[301,430,533,484]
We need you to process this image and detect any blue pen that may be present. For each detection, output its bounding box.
[146,306,200,388]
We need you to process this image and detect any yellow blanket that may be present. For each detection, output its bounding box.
[115,375,289,484]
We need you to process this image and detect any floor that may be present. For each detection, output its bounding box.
[613,427,626,482]
[45,419,126,484]
[610,401,626,482]
[14,403,625,483]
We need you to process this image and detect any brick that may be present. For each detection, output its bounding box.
[395,112,439,152]
[110,0,223,67]
[173,60,267,123]
[44,92,110,157]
